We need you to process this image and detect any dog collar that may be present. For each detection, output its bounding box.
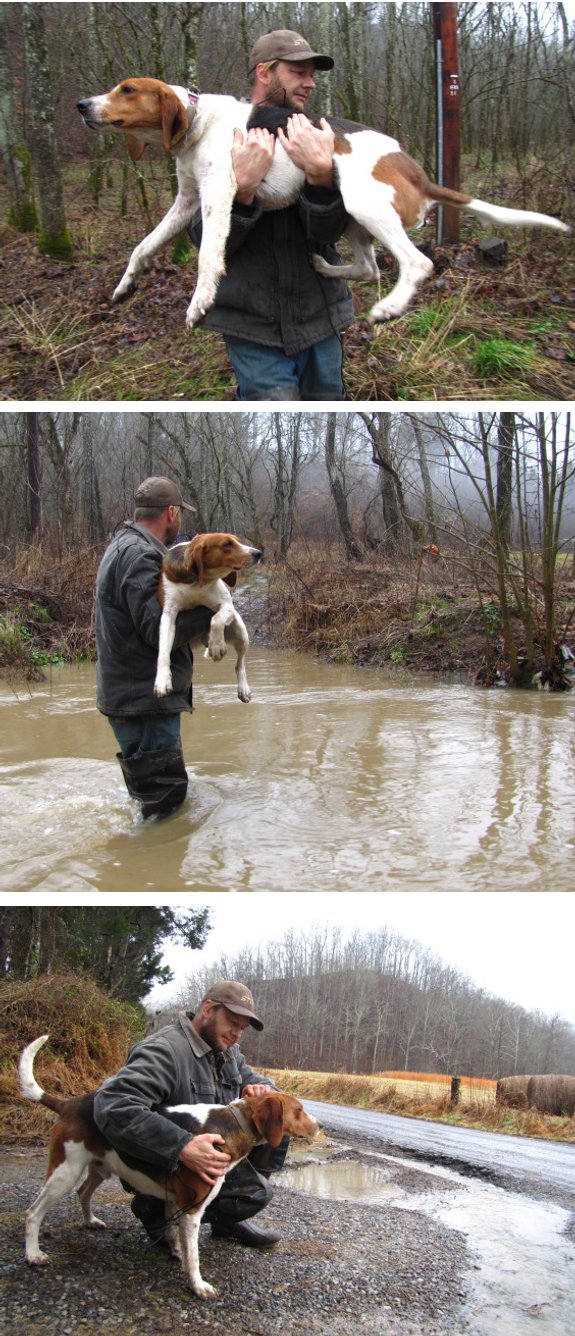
[229,1101,260,1139]
[172,90,200,148]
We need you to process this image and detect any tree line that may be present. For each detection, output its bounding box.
[3,908,572,1080]
[181,924,575,1080]
[0,905,211,1004]
[2,3,572,258]
[2,409,573,685]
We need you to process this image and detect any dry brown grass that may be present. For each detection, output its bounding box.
[379,1070,497,1091]
[0,543,100,676]
[0,975,144,1143]
[262,1067,575,1143]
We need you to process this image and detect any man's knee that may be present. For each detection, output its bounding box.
[206,1161,273,1223]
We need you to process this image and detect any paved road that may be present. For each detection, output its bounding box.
[303,1099,575,1194]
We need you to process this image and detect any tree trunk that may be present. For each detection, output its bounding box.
[26,411,43,540]
[496,411,515,554]
[0,6,37,231]
[411,417,439,545]
[22,4,73,259]
[324,414,364,561]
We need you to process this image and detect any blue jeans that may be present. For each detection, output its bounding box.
[226,333,345,400]
[109,713,181,759]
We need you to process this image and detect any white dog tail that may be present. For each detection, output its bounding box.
[464,198,571,233]
[19,1034,51,1103]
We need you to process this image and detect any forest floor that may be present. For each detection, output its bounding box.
[1,155,574,403]
[1,545,575,690]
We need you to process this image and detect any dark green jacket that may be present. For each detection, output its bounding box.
[93,1012,273,1170]
[95,522,211,717]
[188,185,354,354]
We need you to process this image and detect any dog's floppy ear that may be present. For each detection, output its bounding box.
[159,87,188,152]
[249,1094,285,1148]
[125,132,147,162]
[189,536,205,585]
[223,571,237,589]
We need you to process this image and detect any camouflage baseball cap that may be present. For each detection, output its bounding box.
[204,981,263,1031]
[134,476,196,512]
[249,29,334,73]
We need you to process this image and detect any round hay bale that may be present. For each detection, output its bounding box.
[495,1075,530,1109]
[526,1074,575,1117]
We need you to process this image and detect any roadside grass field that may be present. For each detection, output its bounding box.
[262,1068,575,1144]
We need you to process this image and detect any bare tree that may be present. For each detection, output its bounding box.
[360,413,422,554]
[324,414,364,561]
[268,414,303,558]
[0,4,37,232]
[25,412,43,541]
[496,411,515,554]
[21,4,73,259]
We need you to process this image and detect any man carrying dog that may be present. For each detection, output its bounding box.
[95,475,212,819]
[188,28,354,401]
[94,981,286,1249]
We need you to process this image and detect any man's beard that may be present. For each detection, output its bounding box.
[166,517,181,544]
[266,72,302,110]
[198,1012,226,1051]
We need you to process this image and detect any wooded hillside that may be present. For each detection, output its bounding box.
[181,922,575,1080]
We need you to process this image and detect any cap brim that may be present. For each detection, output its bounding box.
[233,1008,263,1031]
[288,52,333,70]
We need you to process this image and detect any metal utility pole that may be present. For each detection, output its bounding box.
[432,3,461,244]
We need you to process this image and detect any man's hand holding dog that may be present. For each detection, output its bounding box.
[179,1132,232,1184]
[277,114,335,188]
[232,126,275,205]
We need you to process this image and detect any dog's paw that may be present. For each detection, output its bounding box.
[185,298,211,329]
[27,1251,51,1266]
[154,671,172,697]
[186,285,217,329]
[368,295,410,322]
[193,1280,217,1301]
[208,637,226,662]
[237,679,251,703]
[311,252,336,277]
[112,277,137,304]
[86,1217,107,1230]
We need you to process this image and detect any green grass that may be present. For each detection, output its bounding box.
[472,336,538,379]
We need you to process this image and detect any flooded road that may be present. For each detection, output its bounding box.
[1,649,574,891]
[282,1144,575,1336]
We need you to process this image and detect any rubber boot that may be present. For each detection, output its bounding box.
[117,744,188,819]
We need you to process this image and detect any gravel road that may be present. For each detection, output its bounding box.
[0,1135,470,1336]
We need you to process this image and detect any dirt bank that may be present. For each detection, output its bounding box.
[2,557,574,690]
[1,1133,469,1336]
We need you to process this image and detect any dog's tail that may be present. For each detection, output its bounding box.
[19,1034,68,1114]
[464,198,570,233]
[427,183,571,234]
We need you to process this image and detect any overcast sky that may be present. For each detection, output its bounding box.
[144,891,575,1025]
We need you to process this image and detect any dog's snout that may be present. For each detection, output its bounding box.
[77,99,90,113]
[252,547,264,563]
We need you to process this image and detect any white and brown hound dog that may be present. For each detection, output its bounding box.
[154,531,263,703]
[77,77,570,327]
[20,1035,318,1300]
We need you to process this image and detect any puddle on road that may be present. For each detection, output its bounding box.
[282,1152,574,1336]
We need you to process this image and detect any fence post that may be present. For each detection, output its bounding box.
[450,1075,461,1105]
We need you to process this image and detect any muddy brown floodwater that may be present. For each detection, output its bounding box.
[1,650,574,891]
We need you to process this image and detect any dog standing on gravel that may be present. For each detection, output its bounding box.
[19,1034,318,1300]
